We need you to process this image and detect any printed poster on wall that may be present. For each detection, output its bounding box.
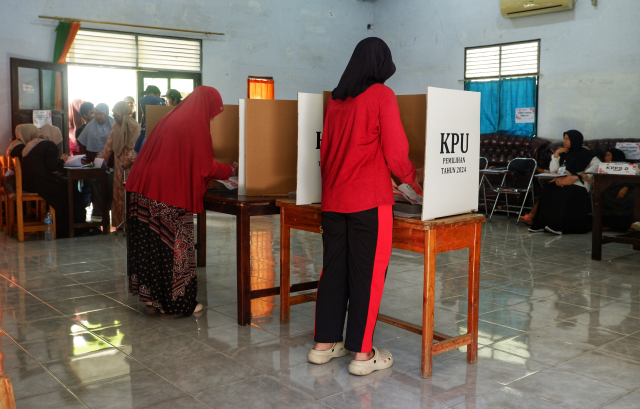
[296,93,323,205]
[422,87,481,221]
[615,142,640,160]
[515,108,535,123]
[33,110,52,128]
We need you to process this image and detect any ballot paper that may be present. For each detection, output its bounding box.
[397,183,423,205]
[64,155,105,169]
[215,176,238,190]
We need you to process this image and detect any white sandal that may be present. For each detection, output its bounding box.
[348,347,393,376]
[307,342,350,364]
[193,303,204,313]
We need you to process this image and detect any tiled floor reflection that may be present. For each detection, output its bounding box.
[0,213,639,408]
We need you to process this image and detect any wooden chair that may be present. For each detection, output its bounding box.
[7,157,56,242]
[0,375,16,409]
[0,156,7,233]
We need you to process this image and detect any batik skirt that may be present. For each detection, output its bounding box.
[127,192,198,315]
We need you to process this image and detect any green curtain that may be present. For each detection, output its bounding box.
[53,21,71,63]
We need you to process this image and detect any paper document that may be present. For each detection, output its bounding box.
[215,176,238,190]
[64,155,87,168]
[536,173,566,178]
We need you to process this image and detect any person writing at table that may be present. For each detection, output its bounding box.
[309,37,422,376]
[21,137,87,238]
[125,86,233,316]
[529,130,600,235]
[7,124,40,160]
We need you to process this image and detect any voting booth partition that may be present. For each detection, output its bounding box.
[145,104,240,188]
[237,99,298,196]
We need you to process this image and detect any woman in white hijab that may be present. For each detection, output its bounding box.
[98,101,140,230]
[21,124,64,158]
[7,124,40,159]
[77,103,114,162]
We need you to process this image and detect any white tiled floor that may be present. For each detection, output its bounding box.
[0,213,639,408]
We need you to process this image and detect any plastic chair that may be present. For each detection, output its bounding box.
[7,157,56,242]
[488,157,537,223]
[478,157,489,213]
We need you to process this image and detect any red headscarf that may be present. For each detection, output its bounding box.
[69,99,84,154]
[126,86,225,213]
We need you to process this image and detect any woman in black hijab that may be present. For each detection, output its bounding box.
[308,38,418,376]
[530,130,600,234]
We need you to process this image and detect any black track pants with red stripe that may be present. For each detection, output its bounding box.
[314,205,393,353]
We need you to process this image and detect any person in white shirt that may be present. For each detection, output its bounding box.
[529,130,600,235]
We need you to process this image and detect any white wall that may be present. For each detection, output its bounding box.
[373,0,640,141]
[0,0,374,152]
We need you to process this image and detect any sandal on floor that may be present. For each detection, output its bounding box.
[308,342,350,364]
[348,347,393,376]
[193,303,204,313]
[519,214,534,225]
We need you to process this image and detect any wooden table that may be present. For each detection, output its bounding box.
[591,173,640,261]
[66,168,110,238]
[196,190,287,325]
[276,198,484,378]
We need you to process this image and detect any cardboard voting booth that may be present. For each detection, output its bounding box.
[422,87,481,220]
[145,105,239,171]
[238,99,298,196]
[296,93,324,205]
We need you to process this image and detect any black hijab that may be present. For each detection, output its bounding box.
[332,37,396,101]
[608,148,627,162]
[560,130,596,176]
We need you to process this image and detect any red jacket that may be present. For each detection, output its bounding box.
[321,84,416,213]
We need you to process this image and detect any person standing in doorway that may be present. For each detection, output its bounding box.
[309,37,422,376]
[97,101,140,231]
[69,99,84,155]
[134,85,166,153]
[164,89,182,106]
[123,96,137,120]
[125,86,233,316]
[75,102,95,139]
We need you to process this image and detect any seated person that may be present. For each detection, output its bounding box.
[7,124,40,160]
[21,139,87,238]
[529,130,600,235]
[39,123,64,157]
[602,148,635,231]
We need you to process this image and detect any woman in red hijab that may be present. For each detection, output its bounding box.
[125,86,233,316]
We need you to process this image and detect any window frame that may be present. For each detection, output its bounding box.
[464,39,540,81]
[67,28,203,73]
[464,39,540,136]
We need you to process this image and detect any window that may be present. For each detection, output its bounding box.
[67,29,201,72]
[464,40,539,137]
[248,76,274,99]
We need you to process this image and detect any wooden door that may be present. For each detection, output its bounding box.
[10,58,69,153]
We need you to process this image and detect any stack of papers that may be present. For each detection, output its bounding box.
[64,155,105,169]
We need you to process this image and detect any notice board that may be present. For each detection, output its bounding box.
[422,87,481,220]
[238,99,298,196]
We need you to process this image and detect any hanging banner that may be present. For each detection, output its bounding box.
[296,93,323,205]
[32,110,52,128]
[422,87,481,221]
[515,108,535,123]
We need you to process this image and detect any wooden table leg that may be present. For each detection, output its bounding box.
[591,181,606,261]
[467,222,482,364]
[280,207,291,324]
[68,176,75,238]
[101,173,109,234]
[236,207,252,325]
[197,211,207,267]
[421,229,437,379]
[634,183,640,252]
